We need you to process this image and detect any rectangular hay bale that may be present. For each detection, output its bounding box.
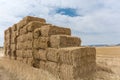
[33,37,49,49]
[50,35,81,48]
[16,50,23,57]
[59,47,95,66]
[26,21,48,32]
[23,50,33,58]
[33,49,47,60]
[41,25,71,37]
[17,16,46,29]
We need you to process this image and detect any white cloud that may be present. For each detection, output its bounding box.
[0,0,120,46]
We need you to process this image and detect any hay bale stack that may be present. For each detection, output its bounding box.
[50,35,81,48]
[4,16,96,80]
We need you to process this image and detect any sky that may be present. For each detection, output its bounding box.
[0,0,120,46]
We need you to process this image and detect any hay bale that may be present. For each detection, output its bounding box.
[23,50,32,58]
[47,48,59,62]
[58,47,88,66]
[39,60,46,70]
[33,28,41,39]
[25,32,33,41]
[10,44,16,51]
[16,50,23,57]
[17,57,23,62]
[33,49,47,60]
[41,25,71,37]
[87,47,96,56]
[60,64,81,80]
[11,37,16,44]
[16,42,23,50]
[20,26,27,35]
[17,16,46,29]
[23,58,28,64]
[26,21,47,32]
[50,35,81,48]
[45,61,59,76]
[33,37,49,49]
[26,58,33,66]
[26,41,33,49]
[17,35,24,42]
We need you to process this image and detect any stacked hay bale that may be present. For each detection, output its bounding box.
[15,16,46,65]
[4,16,96,80]
[4,27,11,57]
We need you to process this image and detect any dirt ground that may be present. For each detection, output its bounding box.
[0,46,120,80]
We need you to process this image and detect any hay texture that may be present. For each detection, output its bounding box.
[50,35,81,48]
[41,25,71,37]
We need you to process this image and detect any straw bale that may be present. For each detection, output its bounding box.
[33,49,47,60]
[33,49,39,60]
[58,47,88,66]
[17,16,46,29]
[17,35,24,42]
[17,57,23,62]
[26,32,33,41]
[23,50,32,58]
[39,60,46,70]
[26,41,33,49]
[33,28,41,39]
[33,37,49,49]
[41,25,71,37]
[27,21,46,32]
[16,50,23,57]
[50,35,81,48]
[11,37,16,44]
[10,44,16,51]
[39,49,47,60]
[60,64,82,80]
[27,58,33,66]
[87,47,96,56]
[45,61,59,76]
[47,48,59,62]
[20,26,27,35]
[23,58,28,64]
[16,42,23,50]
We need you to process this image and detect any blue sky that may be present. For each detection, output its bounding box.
[0,0,120,46]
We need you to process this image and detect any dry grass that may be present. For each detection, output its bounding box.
[0,57,60,80]
[95,46,120,80]
[96,46,120,57]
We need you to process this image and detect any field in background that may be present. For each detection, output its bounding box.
[96,46,120,80]
[96,46,120,57]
